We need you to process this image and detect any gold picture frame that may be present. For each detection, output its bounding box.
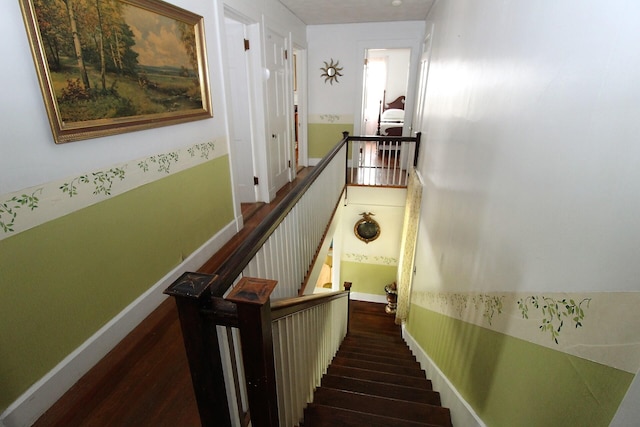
[19,0,212,143]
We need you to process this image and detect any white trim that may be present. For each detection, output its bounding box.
[349,292,387,304]
[402,326,486,427]
[308,157,322,166]
[0,220,237,427]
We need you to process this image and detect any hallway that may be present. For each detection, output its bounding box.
[33,170,313,426]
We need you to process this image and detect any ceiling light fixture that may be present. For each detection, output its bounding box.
[391,0,402,6]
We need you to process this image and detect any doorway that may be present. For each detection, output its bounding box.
[361,48,411,137]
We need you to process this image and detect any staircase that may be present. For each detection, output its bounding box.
[302,300,452,427]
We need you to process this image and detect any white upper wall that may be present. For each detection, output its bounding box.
[0,0,306,195]
[1,0,226,195]
[414,0,640,293]
[223,0,306,44]
[307,21,425,117]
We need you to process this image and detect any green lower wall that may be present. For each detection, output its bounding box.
[406,304,633,426]
[340,261,395,296]
[0,156,233,411]
[309,123,354,158]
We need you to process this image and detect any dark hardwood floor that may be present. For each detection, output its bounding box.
[33,169,312,427]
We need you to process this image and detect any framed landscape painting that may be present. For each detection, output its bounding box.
[20,0,212,143]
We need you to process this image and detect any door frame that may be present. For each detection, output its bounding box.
[223,7,270,210]
[354,38,423,137]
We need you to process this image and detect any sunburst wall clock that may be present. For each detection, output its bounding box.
[320,58,343,85]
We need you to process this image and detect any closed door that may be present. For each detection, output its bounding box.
[265,28,291,197]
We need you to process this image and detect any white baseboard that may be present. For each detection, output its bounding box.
[308,157,322,166]
[402,326,486,427]
[0,220,237,427]
[349,292,387,304]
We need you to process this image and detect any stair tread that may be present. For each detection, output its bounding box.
[347,330,404,340]
[337,350,421,367]
[321,374,441,405]
[332,356,426,377]
[312,387,452,426]
[327,365,433,389]
[304,403,442,427]
[338,344,417,359]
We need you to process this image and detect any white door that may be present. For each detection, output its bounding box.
[225,17,256,203]
[265,28,291,198]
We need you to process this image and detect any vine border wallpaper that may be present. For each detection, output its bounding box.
[411,289,640,373]
[1,140,224,240]
[343,252,398,266]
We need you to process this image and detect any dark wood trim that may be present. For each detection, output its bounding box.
[167,273,232,427]
[346,134,418,143]
[207,135,349,298]
[271,290,348,320]
[226,278,279,427]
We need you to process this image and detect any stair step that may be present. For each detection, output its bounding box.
[338,343,416,360]
[331,356,426,377]
[327,365,433,390]
[321,374,441,405]
[347,330,404,342]
[336,350,421,368]
[342,333,409,346]
[303,403,441,427]
[349,301,391,315]
[312,388,452,426]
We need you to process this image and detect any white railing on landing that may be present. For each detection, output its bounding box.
[346,133,421,187]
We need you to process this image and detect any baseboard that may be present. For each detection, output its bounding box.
[402,326,486,427]
[0,220,237,427]
[308,157,322,166]
[349,292,387,304]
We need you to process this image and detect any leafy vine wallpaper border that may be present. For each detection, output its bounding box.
[343,252,398,266]
[1,141,221,240]
[413,291,593,343]
[411,290,640,373]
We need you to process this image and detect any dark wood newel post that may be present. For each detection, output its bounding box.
[344,281,352,333]
[164,272,232,427]
[226,277,279,427]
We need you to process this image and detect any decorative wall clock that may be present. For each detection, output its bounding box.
[354,212,380,243]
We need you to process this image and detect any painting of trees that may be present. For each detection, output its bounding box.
[20,0,211,142]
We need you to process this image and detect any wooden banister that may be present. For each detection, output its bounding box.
[226,278,280,427]
[272,285,351,320]
[207,134,349,298]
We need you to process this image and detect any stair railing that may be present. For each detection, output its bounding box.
[270,283,350,426]
[164,131,421,426]
[165,138,348,426]
[345,131,421,187]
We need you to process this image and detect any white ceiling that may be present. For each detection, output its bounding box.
[278,0,435,25]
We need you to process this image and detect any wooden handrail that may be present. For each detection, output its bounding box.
[206,134,349,298]
[272,284,351,321]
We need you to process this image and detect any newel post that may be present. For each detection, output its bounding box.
[344,281,352,333]
[226,277,279,427]
[164,272,231,427]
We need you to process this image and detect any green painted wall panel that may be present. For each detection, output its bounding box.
[406,304,633,426]
[340,261,396,296]
[0,157,233,411]
[309,123,353,158]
